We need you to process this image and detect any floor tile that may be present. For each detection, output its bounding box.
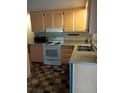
[27,63,69,93]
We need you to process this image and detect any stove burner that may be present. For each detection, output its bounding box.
[54,42,61,45]
[45,42,53,44]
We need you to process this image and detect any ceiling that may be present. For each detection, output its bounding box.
[27,0,87,11]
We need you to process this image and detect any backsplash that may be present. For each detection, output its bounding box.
[35,32,92,39]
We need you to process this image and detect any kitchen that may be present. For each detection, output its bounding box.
[27,0,97,93]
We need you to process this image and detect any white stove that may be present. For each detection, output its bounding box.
[43,37,64,45]
[42,37,64,65]
[43,41,64,46]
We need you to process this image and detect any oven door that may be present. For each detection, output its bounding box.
[43,45,61,59]
[43,45,61,65]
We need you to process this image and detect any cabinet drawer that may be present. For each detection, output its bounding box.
[61,45,74,54]
[61,59,70,64]
[61,49,73,54]
[61,54,72,59]
[61,45,74,49]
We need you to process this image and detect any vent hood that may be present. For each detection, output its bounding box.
[46,28,63,32]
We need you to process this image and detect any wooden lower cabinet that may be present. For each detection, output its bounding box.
[29,44,43,63]
[61,45,74,64]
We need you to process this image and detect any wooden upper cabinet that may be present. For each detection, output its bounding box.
[74,9,85,32]
[44,12,53,29]
[29,8,85,32]
[63,10,73,32]
[30,12,44,32]
[54,11,63,28]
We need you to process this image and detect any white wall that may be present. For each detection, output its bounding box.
[27,13,34,43]
[89,0,97,34]
[27,52,31,78]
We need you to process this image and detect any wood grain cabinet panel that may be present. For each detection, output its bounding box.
[29,45,43,63]
[61,54,72,59]
[61,45,74,64]
[30,8,85,32]
[63,10,73,32]
[61,49,73,54]
[30,12,44,32]
[54,11,63,28]
[44,12,53,29]
[74,9,85,32]
[61,59,70,65]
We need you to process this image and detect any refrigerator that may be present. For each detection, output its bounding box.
[70,62,97,93]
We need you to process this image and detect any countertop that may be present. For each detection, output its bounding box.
[28,41,43,46]
[28,41,97,63]
[63,40,97,63]
[69,45,97,63]
[63,40,91,46]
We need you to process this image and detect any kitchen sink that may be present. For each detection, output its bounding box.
[77,46,94,51]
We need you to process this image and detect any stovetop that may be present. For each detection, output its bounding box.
[43,37,64,46]
[43,41,64,46]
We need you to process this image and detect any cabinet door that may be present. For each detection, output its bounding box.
[30,12,44,32]
[44,12,53,29]
[29,45,43,63]
[74,9,85,32]
[63,10,73,32]
[54,11,63,28]
[61,45,74,64]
